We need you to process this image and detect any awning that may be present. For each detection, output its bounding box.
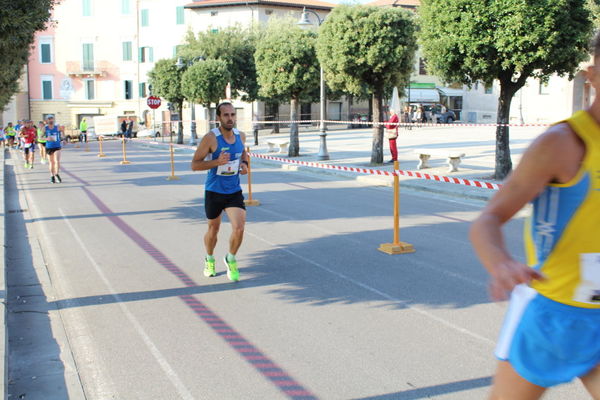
[438,87,464,97]
[404,88,440,103]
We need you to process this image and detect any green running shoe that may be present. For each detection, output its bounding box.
[224,255,239,282]
[203,256,216,277]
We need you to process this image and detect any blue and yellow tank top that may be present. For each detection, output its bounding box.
[526,110,600,308]
[205,128,244,194]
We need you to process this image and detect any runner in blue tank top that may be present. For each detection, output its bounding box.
[191,102,249,282]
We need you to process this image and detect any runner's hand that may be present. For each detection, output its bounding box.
[239,162,248,175]
[216,152,230,165]
[489,260,546,301]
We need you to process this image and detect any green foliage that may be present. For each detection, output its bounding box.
[0,0,56,110]
[587,0,600,25]
[181,26,258,101]
[316,5,417,164]
[254,18,320,102]
[419,0,593,87]
[419,0,593,179]
[181,59,230,107]
[148,58,185,104]
[316,5,418,96]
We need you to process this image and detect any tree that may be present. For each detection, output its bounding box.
[0,0,57,110]
[148,58,186,144]
[255,19,320,157]
[181,26,258,102]
[419,0,593,179]
[317,5,417,164]
[181,59,231,133]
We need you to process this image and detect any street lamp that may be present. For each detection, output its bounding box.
[298,7,329,160]
[176,56,204,146]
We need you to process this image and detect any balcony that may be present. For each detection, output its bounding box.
[66,61,106,78]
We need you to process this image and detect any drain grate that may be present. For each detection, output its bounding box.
[7,209,27,214]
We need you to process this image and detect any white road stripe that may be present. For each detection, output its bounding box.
[59,208,195,400]
[245,229,495,346]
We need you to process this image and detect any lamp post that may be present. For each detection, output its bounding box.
[298,7,329,160]
[176,56,204,146]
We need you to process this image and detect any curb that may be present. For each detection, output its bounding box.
[1,148,6,400]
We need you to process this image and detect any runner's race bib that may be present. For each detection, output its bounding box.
[217,158,240,176]
[574,253,600,303]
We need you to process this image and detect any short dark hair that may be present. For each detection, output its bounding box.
[216,102,233,116]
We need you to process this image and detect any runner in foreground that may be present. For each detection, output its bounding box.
[191,102,248,282]
[470,34,600,400]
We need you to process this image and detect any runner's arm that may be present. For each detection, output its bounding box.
[190,132,229,171]
[470,125,577,299]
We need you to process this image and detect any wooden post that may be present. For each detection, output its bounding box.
[378,161,415,254]
[166,143,180,181]
[98,136,106,158]
[244,147,260,206]
[120,136,131,165]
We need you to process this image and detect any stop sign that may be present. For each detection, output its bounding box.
[147,96,161,109]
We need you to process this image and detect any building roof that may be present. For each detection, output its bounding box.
[366,0,419,8]
[185,0,335,10]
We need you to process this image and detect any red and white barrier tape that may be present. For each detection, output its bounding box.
[250,153,502,190]
[161,119,549,128]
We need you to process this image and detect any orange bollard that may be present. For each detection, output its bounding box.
[98,136,106,157]
[243,147,260,206]
[378,161,415,254]
[166,143,180,181]
[120,136,131,165]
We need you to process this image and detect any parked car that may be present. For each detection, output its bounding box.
[434,109,457,123]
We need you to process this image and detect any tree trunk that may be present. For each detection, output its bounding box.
[495,83,515,180]
[370,90,384,164]
[177,101,184,144]
[289,96,300,157]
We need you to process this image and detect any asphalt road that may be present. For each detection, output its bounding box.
[4,140,589,399]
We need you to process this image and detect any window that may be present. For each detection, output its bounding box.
[82,0,91,16]
[39,39,53,64]
[484,84,493,94]
[173,45,182,58]
[41,76,53,100]
[121,0,130,14]
[539,80,550,95]
[141,9,149,26]
[124,80,133,99]
[82,43,94,71]
[176,6,184,24]
[418,58,428,75]
[210,11,218,16]
[84,79,95,100]
[122,41,132,61]
[139,82,147,98]
[139,46,153,63]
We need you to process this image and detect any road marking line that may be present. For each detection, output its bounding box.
[245,230,495,346]
[59,208,196,400]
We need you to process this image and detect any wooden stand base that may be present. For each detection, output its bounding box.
[166,176,180,181]
[244,199,260,206]
[378,242,415,255]
[120,160,131,165]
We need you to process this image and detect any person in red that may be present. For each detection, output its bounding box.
[385,108,399,163]
[19,120,36,169]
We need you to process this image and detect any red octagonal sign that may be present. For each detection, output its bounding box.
[147,95,161,109]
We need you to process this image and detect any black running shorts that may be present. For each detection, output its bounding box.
[46,147,61,155]
[204,190,245,220]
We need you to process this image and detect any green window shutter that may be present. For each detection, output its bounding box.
[41,43,51,63]
[139,82,146,97]
[83,43,94,71]
[141,9,149,26]
[42,81,53,100]
[149,47,154,62]
[124,80,133,99]
[122,41,132,61]
[83,0,91,16]
[121,0,130,14]
[176,6,184,24]
[138,47,143,62]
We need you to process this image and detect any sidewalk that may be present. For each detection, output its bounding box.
[150,123,545,202]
